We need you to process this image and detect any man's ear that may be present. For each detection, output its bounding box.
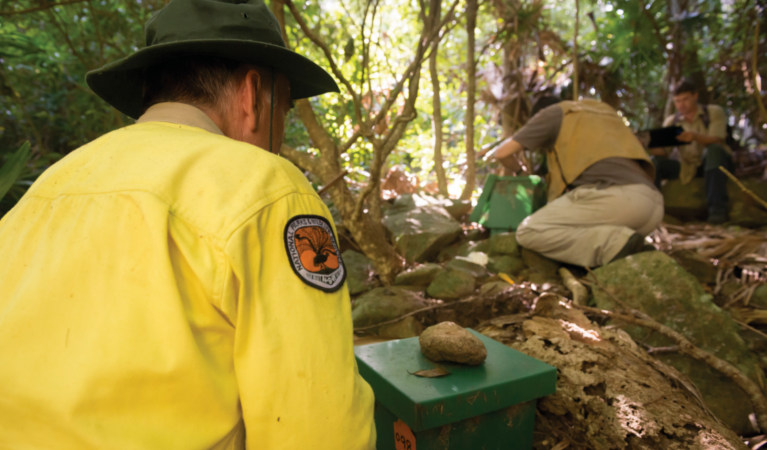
[241,69,262,132]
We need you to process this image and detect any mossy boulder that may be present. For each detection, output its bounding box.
[352,287,430,328]
[590,251,761,434]
[426,268,476,300]
[342,250,380,295]
[393,263,442,287]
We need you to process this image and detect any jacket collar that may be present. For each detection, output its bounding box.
[137,102,224,136]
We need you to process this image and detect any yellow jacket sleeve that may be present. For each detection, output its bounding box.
[223,190,376,450]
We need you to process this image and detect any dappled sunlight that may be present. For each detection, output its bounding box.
[559,319,602,343]
[613,395,656,438]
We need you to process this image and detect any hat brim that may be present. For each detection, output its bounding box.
[86,39,339,119]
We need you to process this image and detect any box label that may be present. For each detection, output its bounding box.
[394,419,416,450]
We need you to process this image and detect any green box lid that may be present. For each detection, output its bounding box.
[354,329,556,431]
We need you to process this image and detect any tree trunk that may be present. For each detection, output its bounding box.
[430,28,448,196]
[573,0,579,99]
[460,0,478,201]
[280,0,458,282]
[282,104,406,285]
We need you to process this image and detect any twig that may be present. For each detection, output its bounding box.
[753,14,767,125]
[317,170,348,196]
[719,165,767,211]
[0,0,87,16]
[732,310,767,333]
[645,345,680,355]
[559,267,588,306]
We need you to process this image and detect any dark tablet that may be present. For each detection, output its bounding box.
[644,125,688,147]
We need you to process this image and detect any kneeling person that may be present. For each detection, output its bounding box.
[492,96,663,267]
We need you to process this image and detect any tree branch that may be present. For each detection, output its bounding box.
[0,0,88,16]
[283,0,363,126]
[752,11,767,125]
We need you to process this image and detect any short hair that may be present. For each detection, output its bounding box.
[530,95,562,117]
[142,56,251,114]
[672,79,697,96]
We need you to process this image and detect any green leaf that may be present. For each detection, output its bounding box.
[0,142,32,203]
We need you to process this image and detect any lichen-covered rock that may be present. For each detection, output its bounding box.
[436,239,490,262]
[669,250,717,285]
[445,258,489,279]
[419,321,487,365]
[393,263,442,287]
[520,247,561,280]
[591,251,761,435]
[351,287,430,328]
[382,202,462,262]
[342,250,380,295]
[751,283,767,309]
[477,307,746,449]
[662,178,707,220]
[662,177,767,226]
[487,254,525,276]
[426,268,476,300]
[487,232,520,256]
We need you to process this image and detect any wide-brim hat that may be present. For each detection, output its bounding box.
[86,0,339,119]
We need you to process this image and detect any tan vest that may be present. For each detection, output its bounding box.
[546,100,655,200]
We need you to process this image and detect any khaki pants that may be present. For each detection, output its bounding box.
[515,183,664,267]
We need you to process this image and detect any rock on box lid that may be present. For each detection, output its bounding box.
[354,329,557,432]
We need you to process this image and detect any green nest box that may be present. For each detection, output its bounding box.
[354,330,556,450]
[469,175,547,235]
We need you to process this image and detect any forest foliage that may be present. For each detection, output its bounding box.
[1,0,765,276]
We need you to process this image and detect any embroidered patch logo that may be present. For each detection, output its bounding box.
[284,215,346,292]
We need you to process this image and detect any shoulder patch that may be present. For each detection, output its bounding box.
[284,215,346,292]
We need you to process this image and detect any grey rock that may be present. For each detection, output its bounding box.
[591,251,761,434]
[478,280,515,297]
[661,178,707,220]
[352,287,430,328]
[487,232,520,256]
[751,284,767,309]
[342,250,380,295]
[437,239,490,262]
[394,263,442,286]
[445,258,489,279]
[426,268,476,300]
[520,247,561,279]
[382,202,462,263]
[419,321,487,365]
[662,177,767,226]
[487,254,526,276]
[371,316,423,339]
[730,179,767,226]
[669,250,717,285]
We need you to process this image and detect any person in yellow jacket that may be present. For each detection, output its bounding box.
[0,0,375,448]
[491,96,663,268]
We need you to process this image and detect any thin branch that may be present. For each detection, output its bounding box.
[0,0,87,16]
[637,0,667,50]
[283,0,363,124]
[719,165,767,210]
[45,6,88,69]
[572,0,579,99]
[317,170,349,196]
[350,0,459,221]
[86,0,105,62]
[752,9,767,125]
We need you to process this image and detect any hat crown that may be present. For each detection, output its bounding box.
[145,0,286,49]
